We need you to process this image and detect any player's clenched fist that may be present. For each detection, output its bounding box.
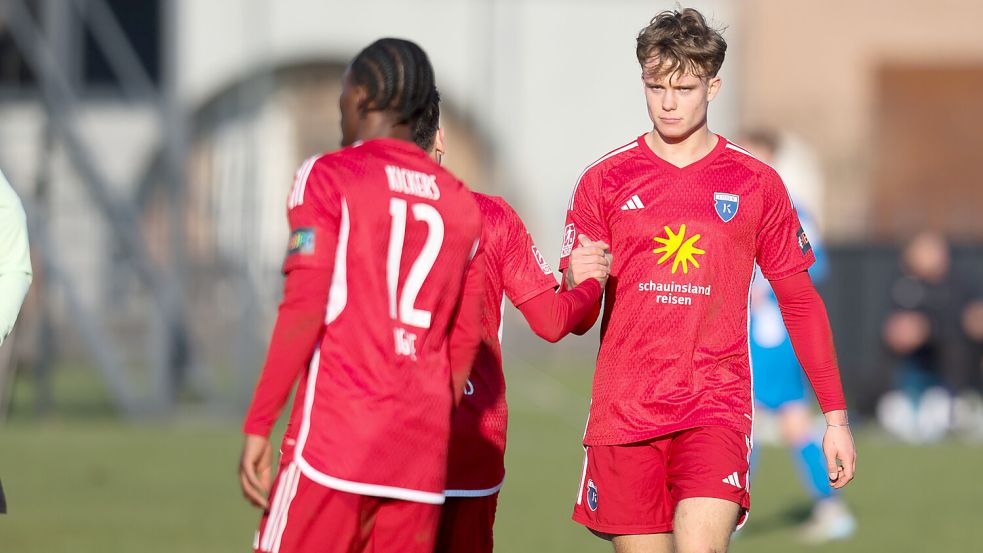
[566,234,612,289]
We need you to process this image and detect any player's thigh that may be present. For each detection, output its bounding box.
[673,497,740,553]
[257,470,372,553]
[572,440,675,536]
[435,494,499,553]
[667,427,750,530]
[612,533,674,553]
[369,496,442,553]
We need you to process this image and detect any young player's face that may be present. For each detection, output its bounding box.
[338,68,364,147]
[641,63,720,141]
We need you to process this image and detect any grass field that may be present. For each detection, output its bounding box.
[1,360,982,552]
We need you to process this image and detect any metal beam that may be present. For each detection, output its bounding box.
[5,0,191,410]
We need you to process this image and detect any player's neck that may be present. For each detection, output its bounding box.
[645,125,718,169]
[355,115,415,146]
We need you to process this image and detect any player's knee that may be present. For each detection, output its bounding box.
[674,526,732,553]
[778,407,813,443]
[676,542,728,553]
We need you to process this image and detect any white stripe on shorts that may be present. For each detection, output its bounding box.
[261,463,298,551]
[272,465,302,553]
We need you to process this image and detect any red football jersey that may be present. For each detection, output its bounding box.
[288,137,482,504]
[444,194,559,495]
[558,135,815,446]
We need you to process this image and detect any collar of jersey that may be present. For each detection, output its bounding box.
[635,132,728,176]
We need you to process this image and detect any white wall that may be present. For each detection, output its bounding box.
[175,0,742,264]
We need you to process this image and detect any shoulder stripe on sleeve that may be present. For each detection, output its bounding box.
[725,142,759,160]
[725,143,794,208]
[288,155,321,209]
[568,141,638,210]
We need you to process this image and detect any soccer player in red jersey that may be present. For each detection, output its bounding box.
[559,9,856,553]
[239,38,485,553]
[405,95,612,553]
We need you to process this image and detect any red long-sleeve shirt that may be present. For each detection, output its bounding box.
[771,271,847,413]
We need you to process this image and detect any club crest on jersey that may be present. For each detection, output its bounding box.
[560,224,577,258]
[586,479,599,511]
[531,244,553,275]
[714,192,739,223]
[287,228,315,255]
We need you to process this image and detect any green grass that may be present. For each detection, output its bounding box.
[1,360,982,552]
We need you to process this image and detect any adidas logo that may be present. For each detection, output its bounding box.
[722,472,742,489]
[620,194,645,210]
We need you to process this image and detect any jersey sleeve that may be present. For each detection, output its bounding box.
[755,169,816,281]
[242,158,342,437]
[282,156,340,274]
[449,235,486,405]
[242,268,328,437]
[771,272,847,413]
[517,279,602,342]
[497,200,559,307]
[558,168,610,272]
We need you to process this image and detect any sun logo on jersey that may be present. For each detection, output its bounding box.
[653,224,705,274]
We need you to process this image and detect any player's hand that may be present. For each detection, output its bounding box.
[239,434,273,509]
[822,411,856,489]
[566,234,611,288]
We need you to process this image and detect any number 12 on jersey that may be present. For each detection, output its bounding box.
[386,198,444,329]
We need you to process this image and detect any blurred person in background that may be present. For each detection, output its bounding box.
[741,131,857,543]
[878,231,983,443]
[0,168,32,348]
[0,167,32,515]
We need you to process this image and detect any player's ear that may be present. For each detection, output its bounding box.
[433,128,446,163]
[706,76,722,102]
[356,87,373,116]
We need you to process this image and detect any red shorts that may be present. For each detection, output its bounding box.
[572,426,751,535]
[434,493,499,553]
[254,457,440,553]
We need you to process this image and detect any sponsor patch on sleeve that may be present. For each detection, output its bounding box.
[531,244,553,274]
[560,224,576,258]
[796,226,812,254]
[287,228,316,256]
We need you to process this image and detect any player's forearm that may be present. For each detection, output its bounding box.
[770,271,848,413]
[518,279,602,343]
[242,268,329,437]
[572,298,602,335]
[449,251,487,405]
[561,268,604,335]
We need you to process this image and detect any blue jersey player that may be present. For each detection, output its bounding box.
[745,136,857,544]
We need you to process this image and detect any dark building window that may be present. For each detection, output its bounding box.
[0,0,161,92]
[83,0,161,88]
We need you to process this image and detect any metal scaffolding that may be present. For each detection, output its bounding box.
[1,0,195,415]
